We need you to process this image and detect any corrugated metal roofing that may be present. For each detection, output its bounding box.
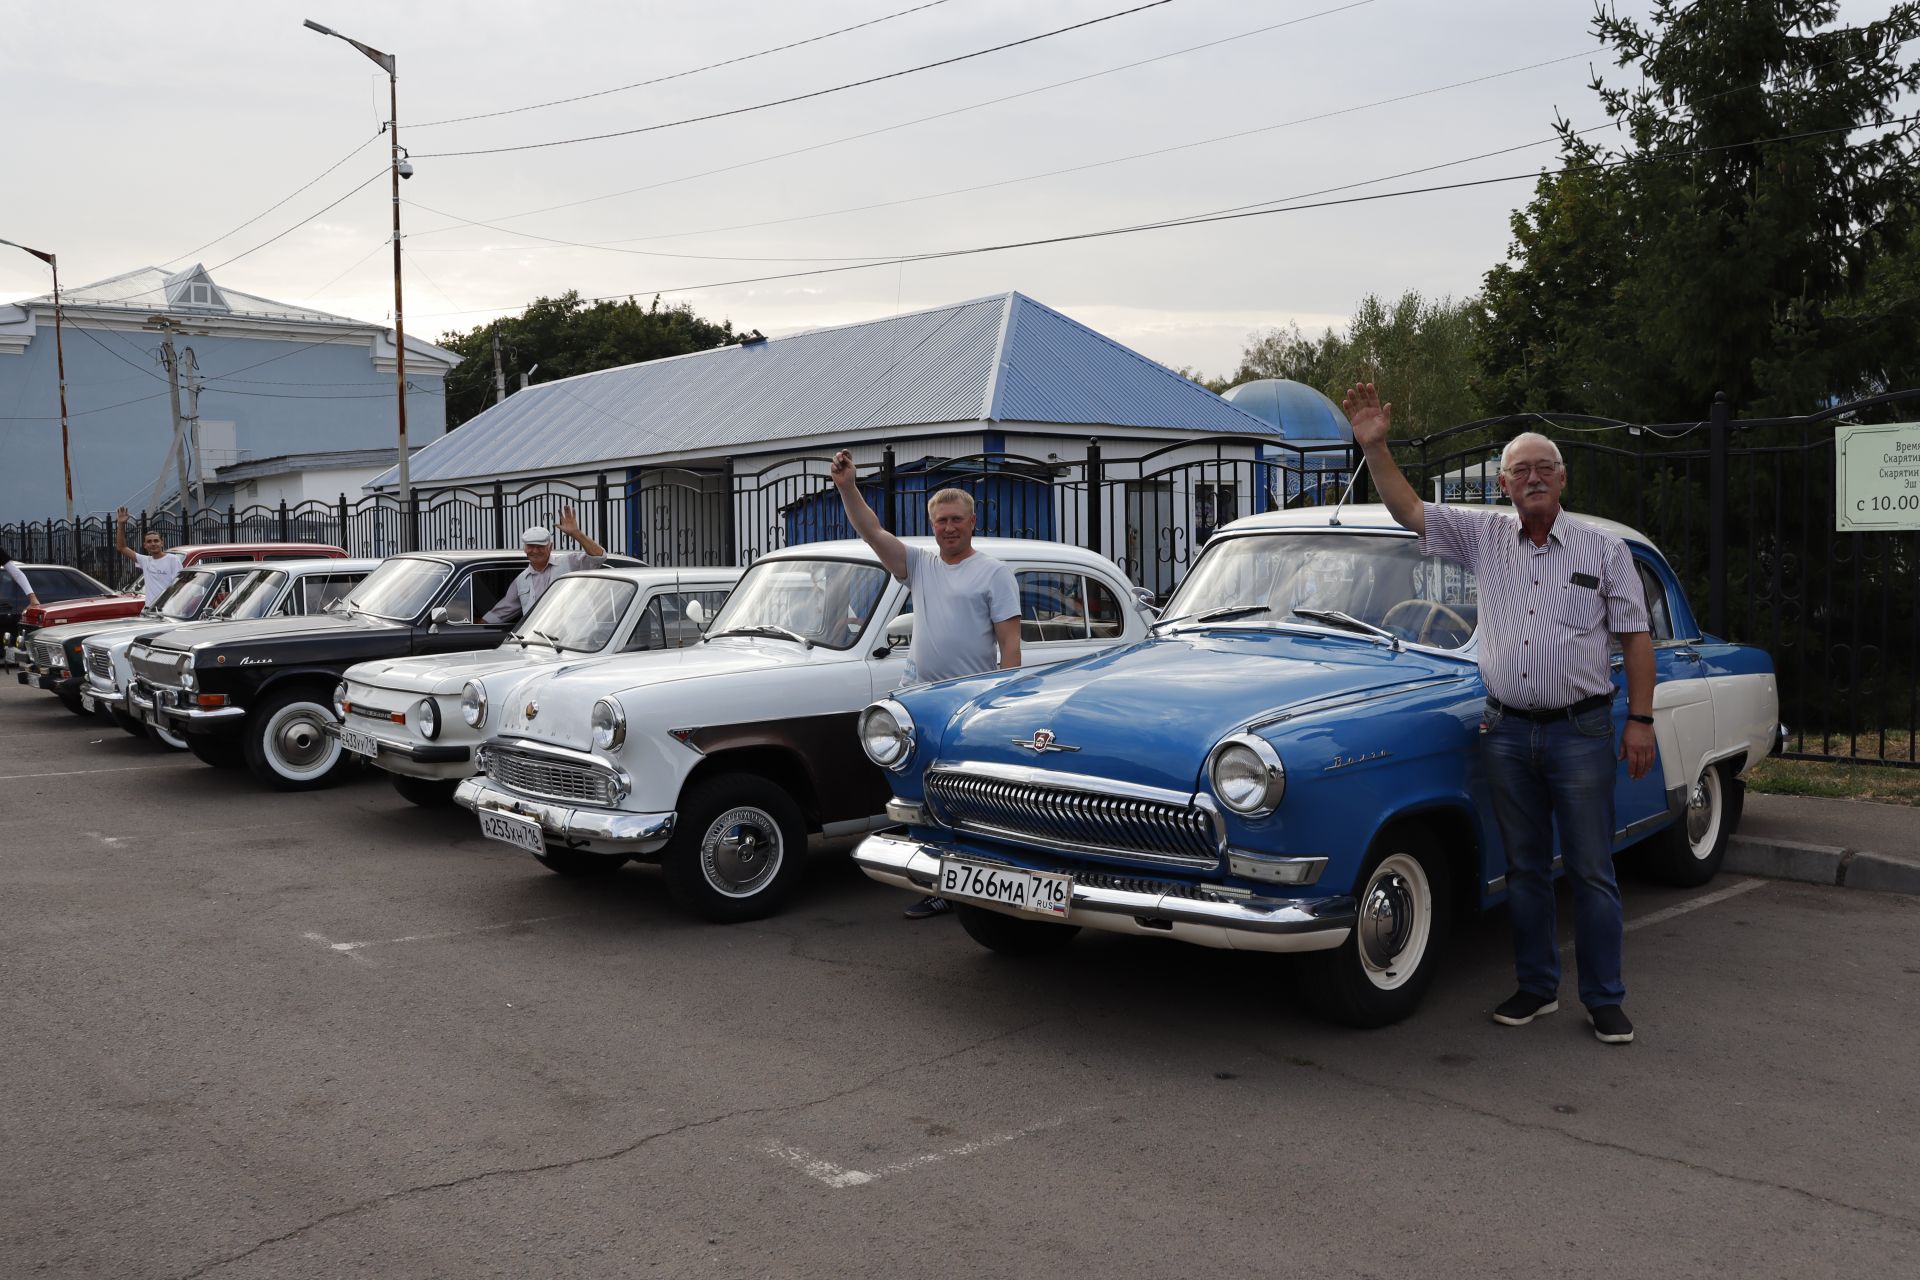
[376,292,1279,488]
[25,265,368,327]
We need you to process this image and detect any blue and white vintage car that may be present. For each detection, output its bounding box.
[853,506,1780,1027]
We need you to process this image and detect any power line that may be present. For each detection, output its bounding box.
[159,132,385,267]
[403,198,915,263]
[415,0,1187,158]
[406,114,1920,320]
[408,46,1599,261]
[402,0,1376,234]
[413,0,964,129]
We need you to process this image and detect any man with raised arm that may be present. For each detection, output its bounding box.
[831,448,1021,918]
[114,507,184,604]
[481,504,606,625]
[1343,382,1655,1046]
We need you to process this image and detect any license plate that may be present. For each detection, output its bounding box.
[478,807,546,855]
[939,858,1072,918]
[80,692,96,712]
[339,726,379,759]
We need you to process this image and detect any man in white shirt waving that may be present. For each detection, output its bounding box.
[831,448,1021,917]
[482,504,606,625]
[114,507,184,604]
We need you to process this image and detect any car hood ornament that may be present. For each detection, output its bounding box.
[524,699,539,721]
[1012,728,1079,753]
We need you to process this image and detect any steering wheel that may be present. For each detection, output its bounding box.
[1381,598,1473,646]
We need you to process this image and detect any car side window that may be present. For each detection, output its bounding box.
[206,574,241,613]
[457,568,522,624]
[264,552,320,561]
[1634,559,1676,643]
[623,598,670,652]
[1017,571,1117,643]
[300,574,360,615]
[193,552,255,564]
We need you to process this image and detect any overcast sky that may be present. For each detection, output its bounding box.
[0,0,1896,381]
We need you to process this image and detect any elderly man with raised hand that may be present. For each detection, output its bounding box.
[1344,382,1655,1046]
[831,447,1021,918]
[481,504,606,625]
[113,507,184,604]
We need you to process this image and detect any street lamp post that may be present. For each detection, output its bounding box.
[304,18,413,549]
[1,238,77,550]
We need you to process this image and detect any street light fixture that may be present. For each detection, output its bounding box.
[1,237,77,545]
[304,17,413,549]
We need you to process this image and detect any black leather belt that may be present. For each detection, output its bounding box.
[1488,692,1611,723]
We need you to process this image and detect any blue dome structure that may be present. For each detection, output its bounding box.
[1221,379,1353,442]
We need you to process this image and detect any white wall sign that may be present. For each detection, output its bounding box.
[1836,421,1920,532]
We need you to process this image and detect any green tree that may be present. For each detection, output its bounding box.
[437,292,739,428]
[1477,1,1920,420]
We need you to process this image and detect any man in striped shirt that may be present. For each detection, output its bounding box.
[1346,383,1655,1045]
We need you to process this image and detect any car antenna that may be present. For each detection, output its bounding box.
[1325,445,1374,528]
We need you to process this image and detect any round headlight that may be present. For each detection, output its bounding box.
[415,697,441,740]
[460,679,487,728]
[858,699,915,770]
[590,698,626,752]
[1208,734,1285,816]
[333,681,348,719]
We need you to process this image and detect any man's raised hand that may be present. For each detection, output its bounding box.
[1342,383,1393,451]
[830,449,857,488]
[116,506,129,525]
[556,503,580,536]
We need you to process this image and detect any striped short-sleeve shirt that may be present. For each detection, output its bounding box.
[1418,503,1648,709]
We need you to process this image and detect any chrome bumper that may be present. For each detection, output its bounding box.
[85,676,128,712]
[454,776,676,854]
[128,682,247,728]
[853,831,1355,955]
[322,722,471,775]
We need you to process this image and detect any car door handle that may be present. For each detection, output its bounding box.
[1675,647,1703,662]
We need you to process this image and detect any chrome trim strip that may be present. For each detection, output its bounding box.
[884,798,929,825]
[929,760,1194,806]
[454,777,676,853]
[1227,851,1326,886]
[925,766,1220,870]
[1615,811,1672,843]
[852,832,1352,955]
[1485,875,1507,895]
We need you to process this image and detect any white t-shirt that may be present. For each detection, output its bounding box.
[4,562,32,597]
[900,545,1019,684]
[134,551,185,604]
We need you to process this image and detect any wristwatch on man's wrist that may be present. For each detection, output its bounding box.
[1627,713,1654,725]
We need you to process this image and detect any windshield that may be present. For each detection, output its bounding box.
[341,557,452,621]
[1165,532,1480,650]
[155,569,220,620]
[515,575,638,652]
[706,559,888,651]
[215,569,288,620]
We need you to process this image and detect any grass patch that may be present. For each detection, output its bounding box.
[1746,755,1920,805]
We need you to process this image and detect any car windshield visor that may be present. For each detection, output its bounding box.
[705,560,887,651]
[1163,532,1479,650]
[340,558,452,621]
[513,576,638,652]
[216,570,288,620]
[154,570,219,620]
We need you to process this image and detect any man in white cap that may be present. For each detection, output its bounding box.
[482,504,605,624]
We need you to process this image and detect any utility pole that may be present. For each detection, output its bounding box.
[148,317,192,520]
[520,362,540,392]
[492,330,507,405]
[0,239,76,543]
[183,347,204,510]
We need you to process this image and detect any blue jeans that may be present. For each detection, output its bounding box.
[1483,702,1626,1009]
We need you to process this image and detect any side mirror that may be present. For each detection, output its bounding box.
[428,606,448,627]
[684,599,706,627]
[885,613,914,649]
[1130,586,1156,610]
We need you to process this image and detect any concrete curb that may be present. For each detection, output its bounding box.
[1725,836,1920,896]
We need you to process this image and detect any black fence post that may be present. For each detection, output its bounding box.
[1708,391,1729,637]
[408,491,422,553]
[492,481,506,549]
[880,445,896,531]
[596,472,610,548]
[1086,437,1103,556]
[338,493,350,550]
[276,499,289,542]
[226,505,237,543]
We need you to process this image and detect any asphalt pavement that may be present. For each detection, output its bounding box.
[2,680,1916,1279]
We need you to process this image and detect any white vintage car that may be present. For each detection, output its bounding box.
[454,538,1154,922]
[332,566,742,807]
[82,557,379,748]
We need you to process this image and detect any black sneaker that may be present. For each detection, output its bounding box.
[903,895,952,919]
[1492,990,1559,1026]
[1589,1005,1635,1044]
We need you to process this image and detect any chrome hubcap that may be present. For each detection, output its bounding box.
[1687,773,1718,851]
[701,806,782,897]
[1359,873,1413,970]
[272,707,334,772]
[1355,852,1432,990]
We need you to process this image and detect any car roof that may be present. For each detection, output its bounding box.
[1219,503,1657,547]
[224,556,384,575]
[760,537,1130,575]
[171,542,348,556]
[573,565,742,586]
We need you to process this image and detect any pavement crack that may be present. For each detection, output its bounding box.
[172,1017,1048,1279]
[1234,1039,1920,1233]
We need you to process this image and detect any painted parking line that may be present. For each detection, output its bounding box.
[766,1110,1093,1189]
[0,764,182,781]
[305,913,580,963]
[1555,876,1770,954]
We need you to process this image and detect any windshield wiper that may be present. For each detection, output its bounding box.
[707,624,813,649]
[1152,603,1270,633]
[1292,608,1401,650]
[518,627,564,649]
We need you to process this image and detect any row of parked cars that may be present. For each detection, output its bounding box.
[6,507,1781,1026]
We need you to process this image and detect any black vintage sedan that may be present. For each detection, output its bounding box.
[128,550,637,789]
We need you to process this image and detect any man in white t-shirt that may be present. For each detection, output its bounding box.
[114,507,184,604]
[831,449,1020,918]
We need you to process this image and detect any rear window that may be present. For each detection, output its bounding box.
[13,569,106,605]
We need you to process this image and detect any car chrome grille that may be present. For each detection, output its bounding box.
[926,770,1219,869]
[85,646,112,680]
[129,646,181,687]
[485,742,615,806]
[31,639,64,671]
